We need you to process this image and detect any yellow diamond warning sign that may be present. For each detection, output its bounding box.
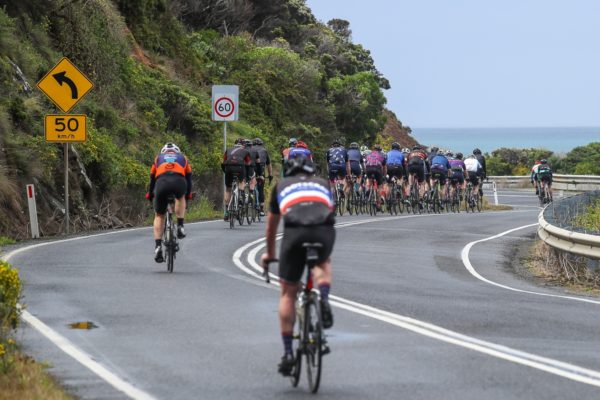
[37,58,94,113]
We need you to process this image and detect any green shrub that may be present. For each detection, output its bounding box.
[573,199,600,232]
[0,260,21,331]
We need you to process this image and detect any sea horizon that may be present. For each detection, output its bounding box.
[410,126,599,155]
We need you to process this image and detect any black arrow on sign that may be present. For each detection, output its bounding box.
[52,71,78,99]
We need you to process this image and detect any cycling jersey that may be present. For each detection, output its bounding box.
[531,164,541,182]
[365,151,386,168]
[475,154,487,178]
[326,146,348,168]
[288,147,313,161]
[151,152,192,178]
[148,151,192,213]
[431,155,450,172]
[223,145,251,166]
[270,176,334,227]
[537,165,553,180]
[386,149,405,166]
[347,149,362,164]
[464,158,482,174]
[408,150,427,166]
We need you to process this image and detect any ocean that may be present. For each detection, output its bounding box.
[411,127,599,155]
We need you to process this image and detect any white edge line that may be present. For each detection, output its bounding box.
[1,219,220,400]
[233,216,600,387]
[461,224,600,305]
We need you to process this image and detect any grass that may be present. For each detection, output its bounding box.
[0,236,15,247]
[572,198,600,233]
[0,351,74,400]
[482,197,513,211]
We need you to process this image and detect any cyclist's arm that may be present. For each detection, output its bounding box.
[265,189,281,258]
[148,162,157,195]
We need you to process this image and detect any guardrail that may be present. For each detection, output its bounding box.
[537,191,600,259]
[489,174,600,192]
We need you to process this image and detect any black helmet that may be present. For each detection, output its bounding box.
[349,142,359,149]
[373,144,382,151]
[391,142,400,150]
[456,152,463,160]
[234,138,244,145]
[253,138,263,146]
[540,159,548,164]
[431,146,439,153]
[473,148,482,155]
[332,138,341,146]
[284,156,315,177]
[243,139,252,147]
[412,145,421,150]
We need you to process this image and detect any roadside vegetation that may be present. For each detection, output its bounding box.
[0,0,417,240]
[572,198,600,233]
[486,142,600,176]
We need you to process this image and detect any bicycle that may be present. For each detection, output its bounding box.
[386,176,402,215]
[263,243,329,394]
[538,179,553,206]
[332,177,346,217]
[465,181,482,213]
[448,180,461,213]
[227,176,244,229]
[429,177,443,214]
[347,175,360,215]
[244,184,255,225]
[163,195,179,273]
[408,173,421,215]
[366,173,382,216]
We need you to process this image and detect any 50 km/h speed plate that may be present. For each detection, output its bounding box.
[45,115,87,143]
[37,58,94,113]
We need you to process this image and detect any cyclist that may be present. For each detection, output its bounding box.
[364,144,387,210]
[261,156,335,376]
[281,138,297,165]
[326,138,350,198]
[430,150,451,208]
[244,139,260,203]
[473,148,487,195]
[347,142,364,181]
[253,138,273,216]
[530,160,541,195]
[464,154,483,199]
[407,145,428,203]
[146,143,192,263]
[222,138,252,221]
[385,142,406,198]
[448,152,467,197]
[288,140,313,161]
[537,159,553,198]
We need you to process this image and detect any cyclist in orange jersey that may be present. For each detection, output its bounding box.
[146,143,192,263]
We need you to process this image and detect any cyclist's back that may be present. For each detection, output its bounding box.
[407,146,428,183]
[347,143,363,177]
[430,153,450,182]
[386,144,405,180]
[326,143,348,181]
[289,141,313,161]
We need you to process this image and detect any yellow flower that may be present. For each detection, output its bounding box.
[0,344,5,357]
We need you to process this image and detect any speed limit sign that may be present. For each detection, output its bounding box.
[212,85,239,121]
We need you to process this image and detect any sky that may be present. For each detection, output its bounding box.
[305,0,600,128]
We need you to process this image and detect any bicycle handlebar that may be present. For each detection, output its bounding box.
[261,258,279,284]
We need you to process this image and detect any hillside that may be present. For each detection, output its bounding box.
[0,0,417,238]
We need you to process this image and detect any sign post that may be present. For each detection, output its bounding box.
[37,57,93,234]
[26,184,40,239]
[212,85,239,212]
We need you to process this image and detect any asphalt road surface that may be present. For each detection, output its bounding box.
[6,189,600,399]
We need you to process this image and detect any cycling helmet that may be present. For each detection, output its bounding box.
[412,145,421,150]
[431,146,439,153]
[360,145,368,153]
[284,156,315,177]
[349,142,359,149]
[243,139,252,147]
[473,148,482,155]
[456,152,463,160]
[253,138,263,146]
[391,142,400,150]
[373,144,382,151]
[234,137,244,145]
[296,140,308,149]
[402,147,410,153]
[289,137,298,146]
[540,159,548,164]
[161,142,180,154]
[332,138,341,146]
[445,151,453,157]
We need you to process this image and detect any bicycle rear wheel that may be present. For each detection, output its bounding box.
[304,297,323,393]
[476,193,483,212]
[166,223,175,273]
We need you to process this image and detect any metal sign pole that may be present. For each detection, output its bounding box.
[64,142,69,234]
[223,121,227,213]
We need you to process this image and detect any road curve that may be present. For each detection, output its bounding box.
[6,189,600,399]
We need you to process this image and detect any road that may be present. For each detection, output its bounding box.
[6,189,600,399]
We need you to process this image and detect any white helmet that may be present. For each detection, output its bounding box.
[161,142,180,154]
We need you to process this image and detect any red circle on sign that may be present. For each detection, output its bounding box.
[214,97,235,118]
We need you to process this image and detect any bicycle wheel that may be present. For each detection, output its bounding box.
[338,192,345,216]
[237,196,245,226]
[432,187,440,214]
[304,297,323,393]
[166,222,175,273]
[476,192,483,212]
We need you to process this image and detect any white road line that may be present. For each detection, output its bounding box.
[233,216,600,388]
[1,219,220,400]
[461,224,600,305]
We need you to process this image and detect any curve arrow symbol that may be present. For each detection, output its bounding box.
[52,71,78,99]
